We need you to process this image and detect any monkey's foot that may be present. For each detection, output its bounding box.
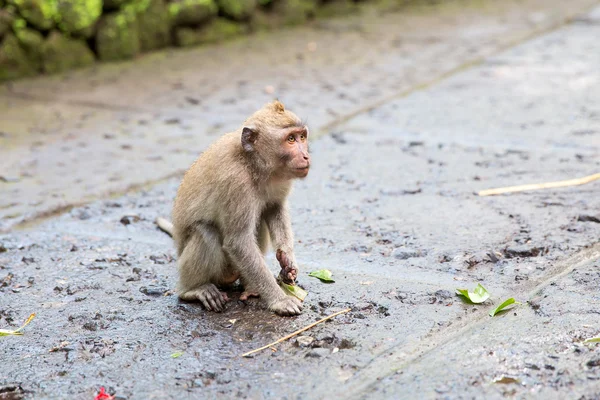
[180,284,229,312]
[239,291,260,301]
[269,296,303,316]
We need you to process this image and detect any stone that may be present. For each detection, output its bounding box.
[391,247,422,260]
[314,0,357,18]
[305,348,330,358]
[174,18,244,47]
[14,27,43,71]
[10,0,57,30]
[294,335,314,348]
[137,0,171,52]
[0,9,15,39]
[216,0,256,21]
[96,7,140,61]
[0,33,37,81]
[272,0,317,26]
[56,0,103,38]
[169,0,218,27]
[42,31,95,74]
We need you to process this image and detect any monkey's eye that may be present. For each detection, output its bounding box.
[300,134,306,142]
[287,135,295,143]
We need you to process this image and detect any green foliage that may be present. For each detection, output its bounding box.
[273,0,317,26]
[175,18,243,47]
[136,0,171,51]
[15,27,43,70]
[10,0,58,30]
[0,33,37,80]
[169,0,217,26]
[217,0,256,21]
[42,30,95,73]
[0,9,15,38]
[55,0,102,37]
[96,6,140,61]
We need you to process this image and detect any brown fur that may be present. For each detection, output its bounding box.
[171,101,310,315]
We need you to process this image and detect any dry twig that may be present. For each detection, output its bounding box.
[241,308,352,357]
[478,173,600,196]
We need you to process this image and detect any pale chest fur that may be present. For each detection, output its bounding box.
[262,178,292,206]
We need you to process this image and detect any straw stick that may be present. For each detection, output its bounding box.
[478,173,600,197]
[241,308,351,357]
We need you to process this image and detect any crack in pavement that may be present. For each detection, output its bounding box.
[337,242,600,399]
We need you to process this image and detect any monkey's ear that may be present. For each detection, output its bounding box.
[241,127,258,152]
[272,100,285,113]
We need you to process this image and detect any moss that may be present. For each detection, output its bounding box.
[14,26,43,70]
[174,18,243,46]
[0,9,15,38]
[136,0,171,52]
[273,0,317,26]
[169,0,217,27]
[10,0,57,30]
[55,0,102,38]
[217,0,256,21]
[96,7,140,61]
[314,0,358,18]
[0,33,37,81]
[42,30,94,73]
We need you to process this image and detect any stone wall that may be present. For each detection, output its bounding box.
[0,0,375,82]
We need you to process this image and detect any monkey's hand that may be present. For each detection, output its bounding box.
[276,249,297,284]
[269,296,303,316]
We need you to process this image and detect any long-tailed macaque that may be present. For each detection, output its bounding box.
[157,101,310,316]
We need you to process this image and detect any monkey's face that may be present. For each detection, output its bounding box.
[281,127,310,179]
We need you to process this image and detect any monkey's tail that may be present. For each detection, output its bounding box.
[155,217,174,237]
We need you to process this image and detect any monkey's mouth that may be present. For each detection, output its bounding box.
[295,166,310,176]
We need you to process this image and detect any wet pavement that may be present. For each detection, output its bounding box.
[1,0,600,399]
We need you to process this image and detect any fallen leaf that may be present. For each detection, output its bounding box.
[489,298,521,317]
[280,282,308,301]
[493,376,520,384]
[584,337,600,343]
[308,269,335,283]
[0,313,35,336]
[455,284,490,304]
[171,351,184,358]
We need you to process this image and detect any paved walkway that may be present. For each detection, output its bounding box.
[1,1,599,399]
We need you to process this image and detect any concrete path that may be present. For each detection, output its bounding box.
[1,1,600,399]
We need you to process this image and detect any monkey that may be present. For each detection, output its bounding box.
[158,101,310,316]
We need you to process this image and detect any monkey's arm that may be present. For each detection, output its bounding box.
[264,203,298,284]
[223,208,302,315]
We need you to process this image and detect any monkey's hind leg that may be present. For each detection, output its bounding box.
[177,224,230,312]
[239,221,270,301]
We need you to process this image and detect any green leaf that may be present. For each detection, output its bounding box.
[171,351,184,358]
[0,330,24,336]
[455,284,490,304]
[280,282,308,301]
[308,269,335,283]
[584,337,600,343]
[0,313,35,337]
[489,298,521,317]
